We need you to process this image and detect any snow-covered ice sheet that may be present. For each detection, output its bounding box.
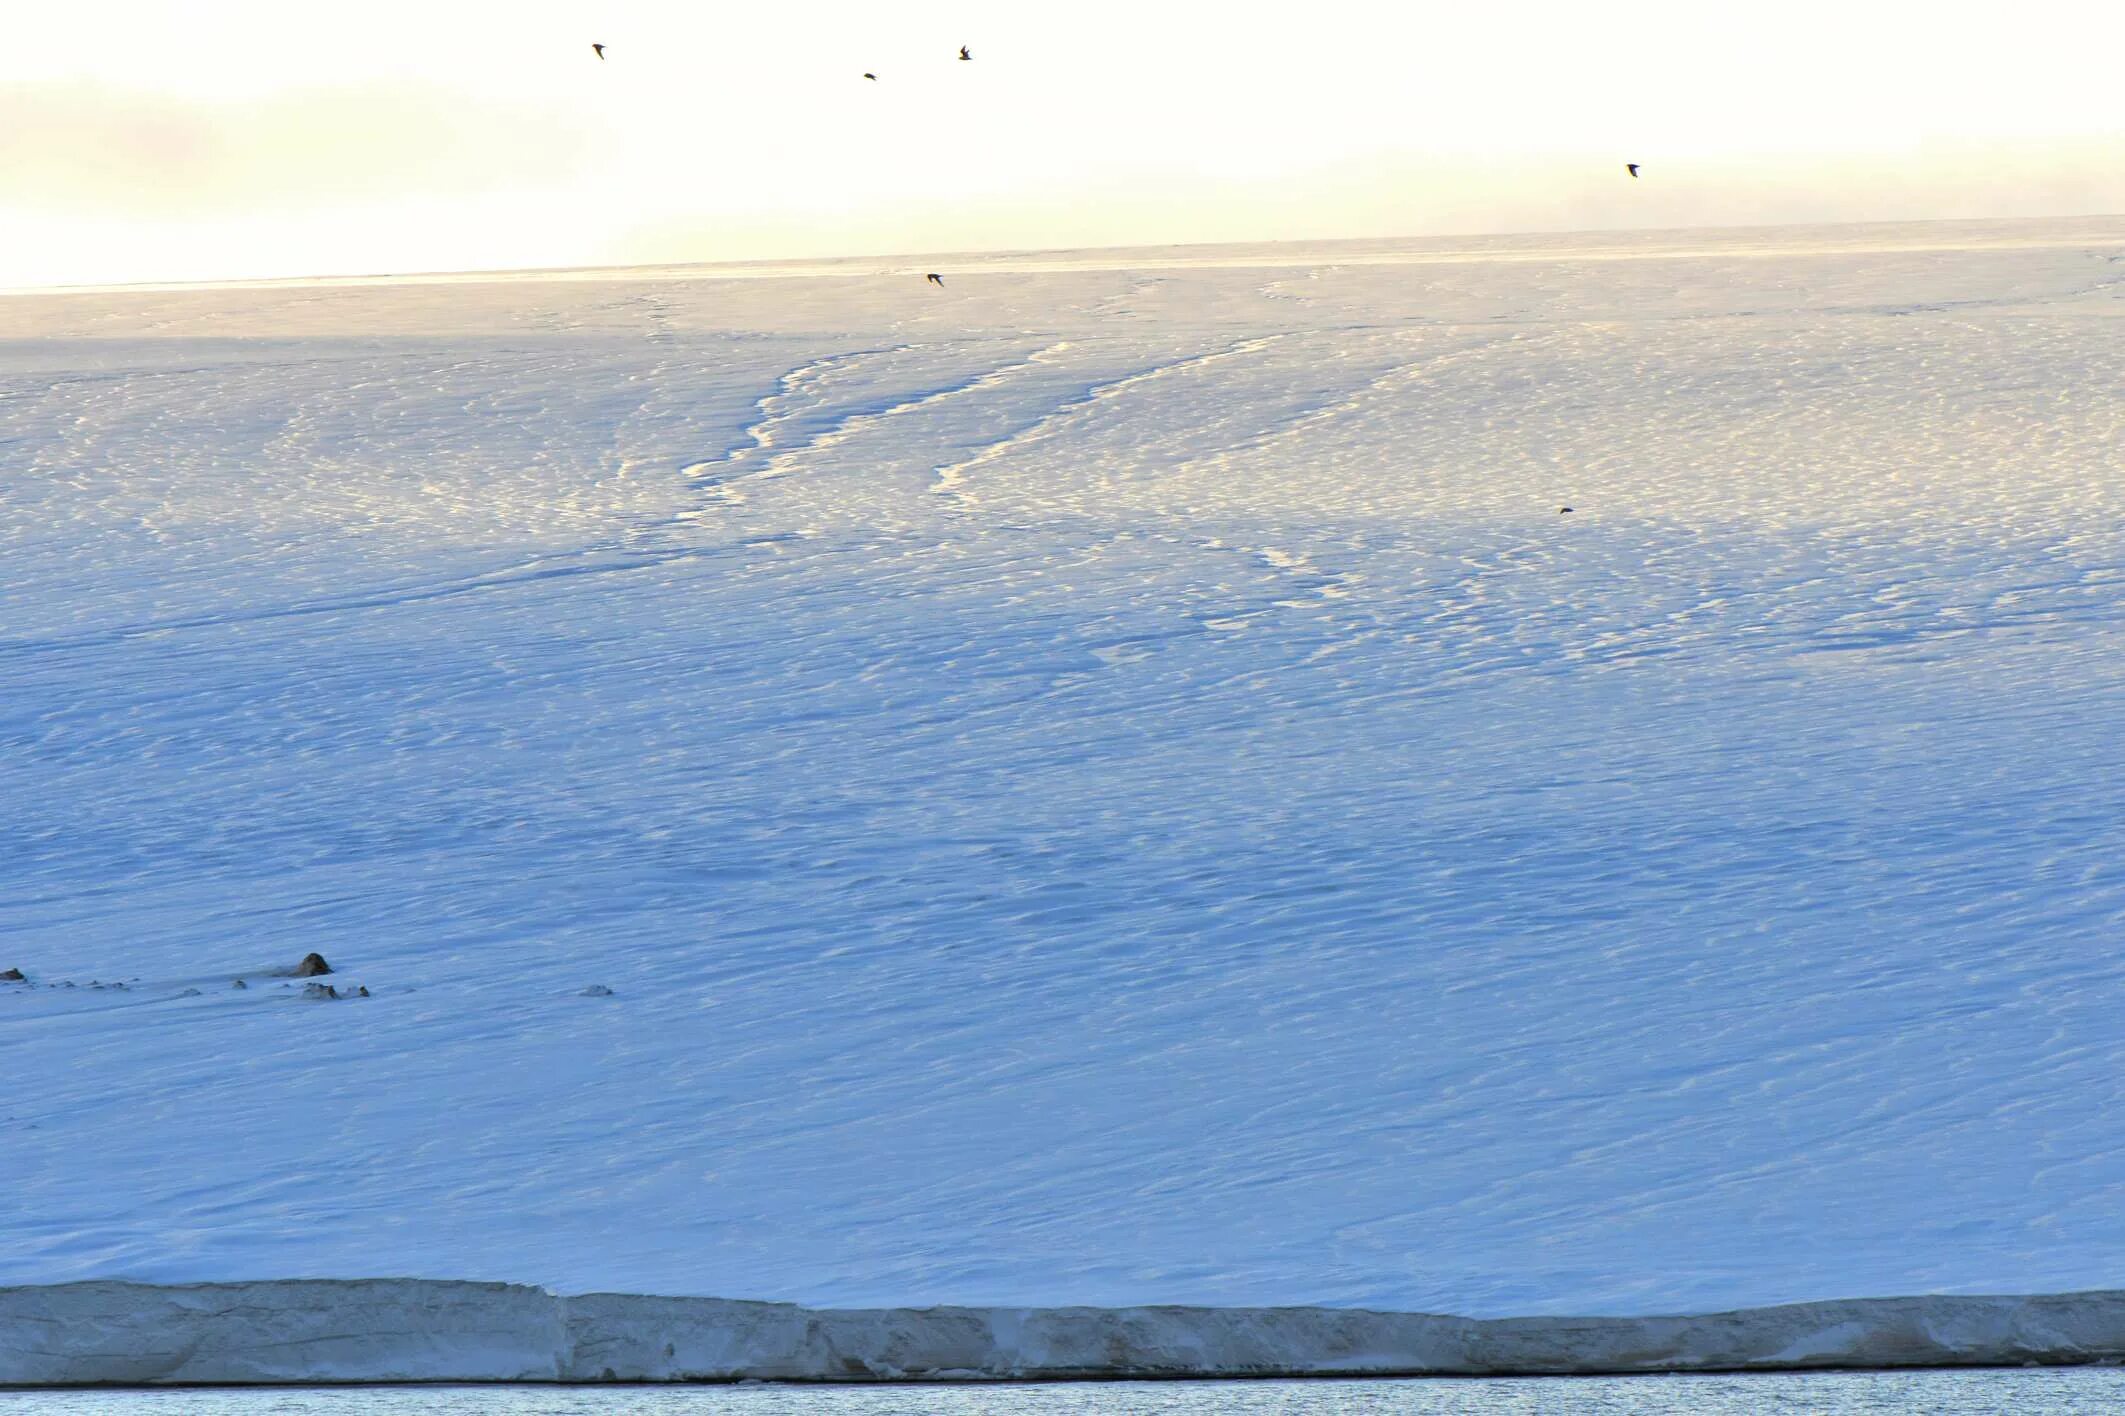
[3,219,2123,1317]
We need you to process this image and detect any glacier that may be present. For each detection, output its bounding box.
[3,218,2125,1336]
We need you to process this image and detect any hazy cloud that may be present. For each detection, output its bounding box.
[0,81,593,214]
[619,139,2125,269]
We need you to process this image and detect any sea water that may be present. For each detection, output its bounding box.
[10,1370,2125,1414]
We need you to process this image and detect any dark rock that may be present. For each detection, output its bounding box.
[0,968,24,982]
[293,953,332,977]
[301,982,339,1000]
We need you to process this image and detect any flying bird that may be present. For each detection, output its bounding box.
[592,43,605,60]
[863,71,878,80]
[959,45,972,61]
[926,273,945,287]
[1626,162,1641,178]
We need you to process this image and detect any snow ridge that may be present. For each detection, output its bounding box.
[928,334,1287,503]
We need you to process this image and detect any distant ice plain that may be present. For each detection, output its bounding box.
[3,219,2123,1317]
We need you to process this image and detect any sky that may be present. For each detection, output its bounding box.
[2,0,2122,287]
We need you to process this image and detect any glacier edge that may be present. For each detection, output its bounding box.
[7,1280,2125,1384]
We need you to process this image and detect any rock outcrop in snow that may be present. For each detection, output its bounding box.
[7,1281,2125,1385]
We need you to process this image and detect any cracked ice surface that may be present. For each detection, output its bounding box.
[3,219,2124,1316]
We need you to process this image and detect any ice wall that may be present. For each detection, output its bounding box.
[7,1281,2125,1385]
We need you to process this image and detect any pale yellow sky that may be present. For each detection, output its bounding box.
[3,0,2122,286]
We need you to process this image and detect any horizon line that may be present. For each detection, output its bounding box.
[8,210,2123,300]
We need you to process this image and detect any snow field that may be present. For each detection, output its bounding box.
[3,219,2123,1315]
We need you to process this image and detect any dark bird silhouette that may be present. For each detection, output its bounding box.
[1559,507,1574,514]
[592,43,605,60]
[959,46,972,61]
[926,273,945,287]
[1626,162,1640,178]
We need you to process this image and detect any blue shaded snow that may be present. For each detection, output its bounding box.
[4,222,2124,1314]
